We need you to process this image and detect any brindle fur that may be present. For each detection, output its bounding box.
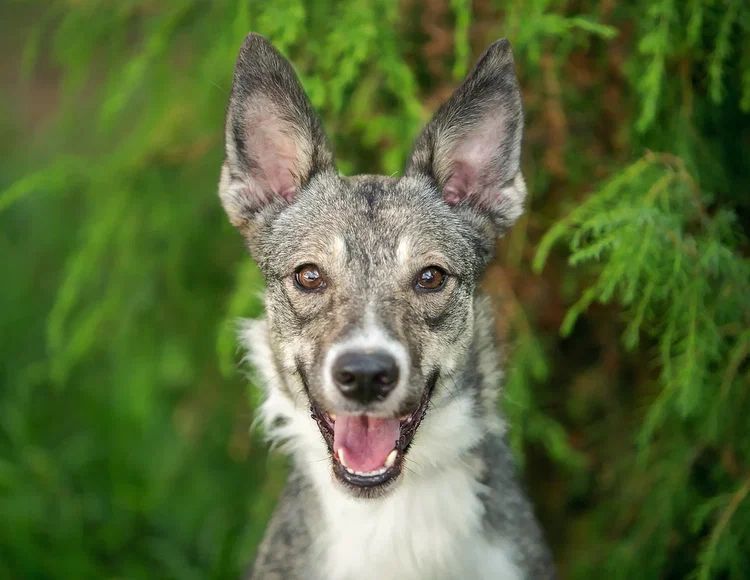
[218,33,555,580]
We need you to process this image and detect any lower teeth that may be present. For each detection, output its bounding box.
[345,465,388,477]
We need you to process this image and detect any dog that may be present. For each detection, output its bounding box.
[218,33,555,580]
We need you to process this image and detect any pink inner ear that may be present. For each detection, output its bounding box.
[246,115,301,202]
[278,185,296,202]
[441,116,503,205]
[443,160,477,205]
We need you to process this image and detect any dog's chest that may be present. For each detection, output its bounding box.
[314,466,522,580]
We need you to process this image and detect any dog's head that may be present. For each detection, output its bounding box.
[220,34,525,496]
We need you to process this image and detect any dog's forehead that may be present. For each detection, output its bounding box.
[266,174,475,273]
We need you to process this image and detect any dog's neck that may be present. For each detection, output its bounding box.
[242,297,521,580]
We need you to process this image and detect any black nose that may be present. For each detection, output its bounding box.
[332,351,400,403]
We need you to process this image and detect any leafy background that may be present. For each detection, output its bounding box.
[1,0,748,578]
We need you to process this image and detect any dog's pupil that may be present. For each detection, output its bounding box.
[296,264,322,289]
[303,268,319,285]
[420,267,442,288]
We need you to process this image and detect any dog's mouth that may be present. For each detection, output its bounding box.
[309,373,437,491]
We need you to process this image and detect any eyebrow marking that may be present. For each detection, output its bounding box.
[331,235,348,266]
[396,235,413,265]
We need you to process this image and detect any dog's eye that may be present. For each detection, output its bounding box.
[294,264,326,291]
[415,266,447,292]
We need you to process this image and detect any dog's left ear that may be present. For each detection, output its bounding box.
[405,39,526,233]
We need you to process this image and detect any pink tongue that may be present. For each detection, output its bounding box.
[333,415,400,473]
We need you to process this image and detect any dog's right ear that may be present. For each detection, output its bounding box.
[219,33,334,230]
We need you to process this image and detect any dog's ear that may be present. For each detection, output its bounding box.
[219,33,335,229]
[405,39,525,233]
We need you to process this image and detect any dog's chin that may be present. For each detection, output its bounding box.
[308,374,437,498]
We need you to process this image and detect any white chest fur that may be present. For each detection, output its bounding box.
[313,464,521,580]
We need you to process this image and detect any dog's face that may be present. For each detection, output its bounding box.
[219,34,525,495]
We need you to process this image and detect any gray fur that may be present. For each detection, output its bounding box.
[219,33,554,580]
[247,472,319,579]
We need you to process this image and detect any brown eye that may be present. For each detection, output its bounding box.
[294,264,326,291]
[415,266,447,292]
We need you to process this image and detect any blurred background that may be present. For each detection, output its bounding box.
[1,1,749,578]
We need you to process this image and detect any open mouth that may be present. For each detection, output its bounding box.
[309,375,436,490]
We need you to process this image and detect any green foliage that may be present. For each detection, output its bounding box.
[634,0,750,131]
[1,1,748,579]
[535,151,750,578]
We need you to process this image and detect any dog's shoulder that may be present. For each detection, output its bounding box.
[246,470,318,580]
[479,436,557,579]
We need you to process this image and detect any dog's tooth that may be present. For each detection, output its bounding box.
[385,449,397,468]
[330,413,336,421]
[338,448,348,468]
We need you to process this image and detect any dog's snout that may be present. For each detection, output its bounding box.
[332,351,399,403]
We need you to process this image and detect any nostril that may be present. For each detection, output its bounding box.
[335,370,356,389]
[336,371,355,384]
[374,372,396,386]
